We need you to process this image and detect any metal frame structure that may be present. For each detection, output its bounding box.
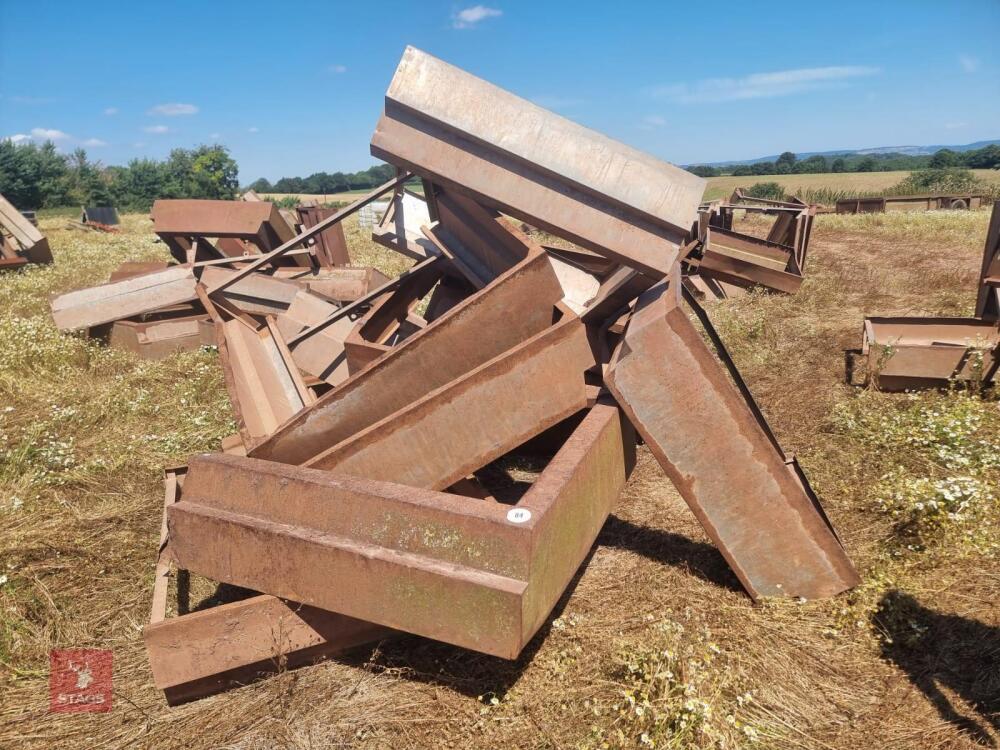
[851,201,1000,389]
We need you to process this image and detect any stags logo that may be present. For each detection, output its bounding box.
[49,649,113,713]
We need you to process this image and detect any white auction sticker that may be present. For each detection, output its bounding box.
[506,508,532,524]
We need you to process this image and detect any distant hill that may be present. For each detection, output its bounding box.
[692,140,1000,167]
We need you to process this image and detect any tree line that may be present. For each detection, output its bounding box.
[245,164,398,195]
[0,139,239,211]
[688,144,1000,178]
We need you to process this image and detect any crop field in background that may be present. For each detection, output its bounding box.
[259,169,1000,206]
[702,169,1000,202]
[1,208,998,748]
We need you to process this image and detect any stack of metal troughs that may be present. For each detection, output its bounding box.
[684,188,816,298]
[55,47,860,705]
[48,193,390,375]
[851,200,1000,390]
[0,192,53,269]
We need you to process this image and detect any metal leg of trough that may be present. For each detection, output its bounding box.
[143,595,393,705]
[605,275,860,600]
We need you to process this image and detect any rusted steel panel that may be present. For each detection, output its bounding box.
[109,261,172,282]
[975,201,1000,320]
[730,188,807,209]
[582,267,653,324]
[168,403,631,659]
[371,47,704,278]
[687,203,814,296]
[836,197,886,214]
[707,227,792,268]
[272,266,391,303]
[199,265,302,316]
[424,275,475,321]
[274,289,339,340]
[152,199,294,246]
[50,266,198,330]
[697,248,803,295]
[520,402,635,635]
[306,313,596,491]
[433,189,534,283]
[605,277,859,599]
[250,252,565,465]
[297,206,352,267]
[343,259,442,353]
[153,199,308,267]
[206,174,412,296]
[109,315,215,360]
[277,292,357,386]
[0,192,52,265]
[216,319,311,446]
[144,595,392,705]
[860,317,1000,390]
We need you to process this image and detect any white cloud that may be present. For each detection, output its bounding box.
[5,129,107,148]
[143,125,169,134]
[638,114,667,130]
[649,65,881,103]
[132,142,146,148]
[31,127,70,140]
[247,126,259,133]
[148,102,199,116]
[452,5,502,28]
[959,54,979,73]
[328,64,348,74]
[945,121,967,130]
[104,107,118,116]
[209,132,220,139]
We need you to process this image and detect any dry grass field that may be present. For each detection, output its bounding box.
[1,208,998,749]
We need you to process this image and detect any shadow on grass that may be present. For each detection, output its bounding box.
[875,590,1000,746]
[598,515,742,594]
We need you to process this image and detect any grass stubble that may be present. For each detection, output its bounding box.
[0,208,997,749]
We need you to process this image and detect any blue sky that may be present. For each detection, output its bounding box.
[1,1,997,183]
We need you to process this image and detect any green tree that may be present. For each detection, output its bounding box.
[855,157,878,172]
[831,158,846,173]
[964,145,1000,169]
[687,165,719,177]
[776,151,797,170]
[191,145,239,199]
[929,149,958,168]
[794,155,828,174]
[247,177,273,192]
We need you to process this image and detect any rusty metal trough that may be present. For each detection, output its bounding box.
[1,191,53,268]
[685,196,816,296]
[852,201,1000,389]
